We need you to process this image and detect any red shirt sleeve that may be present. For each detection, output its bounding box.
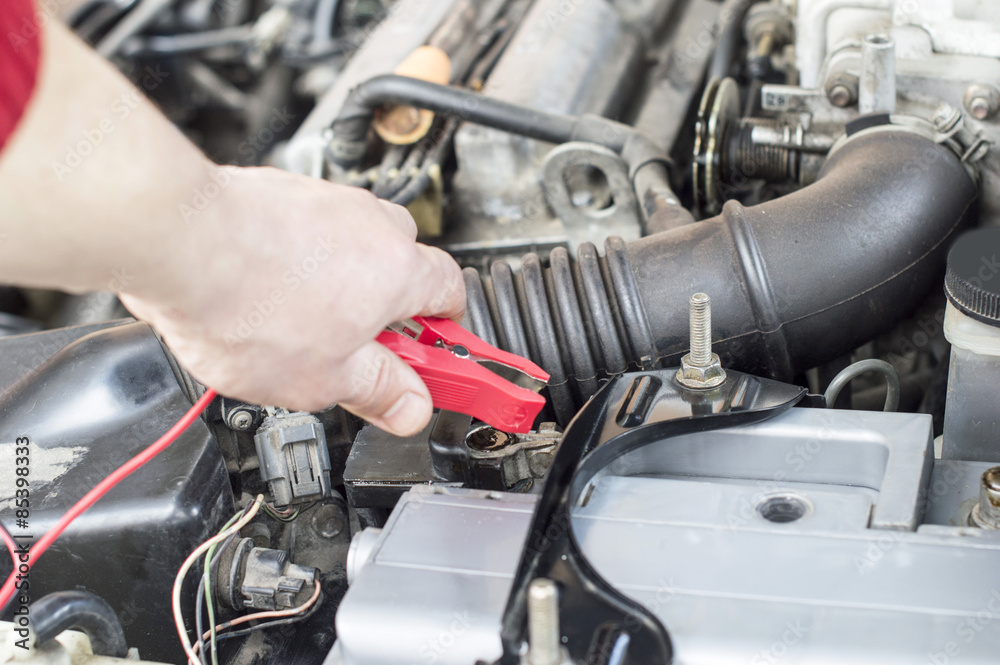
[0,0,41,153]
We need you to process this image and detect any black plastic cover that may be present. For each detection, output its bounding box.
[945,227,1000,325]
[0,321,234,663]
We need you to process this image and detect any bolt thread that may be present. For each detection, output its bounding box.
[981,149,1000,174]
[527,579,560,665]
[689,293,713,366]
[725,118,797,184]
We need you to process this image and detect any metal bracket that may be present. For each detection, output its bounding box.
[541,143,642,255]
[488,370,806,665]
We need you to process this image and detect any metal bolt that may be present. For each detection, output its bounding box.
[228,409,254,431]
[971,467,1000,529]
[676,294,727,389]
[932,104,960,132]
[688,293,713,366]
[969,97,991,120]
[527,578,561,665]
[964,84,1000,121]
[311,503,345,539]
[828,84,853,108]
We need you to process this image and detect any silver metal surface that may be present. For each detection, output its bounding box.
[526,579,561,665]
[676,293,726,389]
[970,467,1000,530]
[333,408,1000,665]
[688,293,712,366]
[227,409,253,431]
[795,0,892,89]
[858,33,896,114]
[894,0,1000,59]
[783,0,1000,223]
[964,84,1000,121]
[439,0,643,258]
[346,527,382,585]
[539,143,642,255]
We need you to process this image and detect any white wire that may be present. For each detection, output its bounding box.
[173,495,264,665]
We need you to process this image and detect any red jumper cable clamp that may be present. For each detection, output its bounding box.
[377,316,549,433]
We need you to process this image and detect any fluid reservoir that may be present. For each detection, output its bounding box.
[943,228,1000,462]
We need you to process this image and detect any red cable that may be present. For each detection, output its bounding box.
[0,388,217,610]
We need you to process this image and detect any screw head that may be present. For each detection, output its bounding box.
[311,504,345,539]
[228,410,254,431]
[932,104,960,131]
[969,97,991,120]
[963,84,1000,121]
[828,84,852,108]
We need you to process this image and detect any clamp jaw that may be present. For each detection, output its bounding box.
[377,316,549,433]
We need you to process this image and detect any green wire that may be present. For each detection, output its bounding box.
[262,503,300,522]
[204,512,242,665]
[201,502,304,662]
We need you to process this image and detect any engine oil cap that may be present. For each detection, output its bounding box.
[945,228,1000,326]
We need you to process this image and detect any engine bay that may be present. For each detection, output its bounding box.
[3,0,1000,663]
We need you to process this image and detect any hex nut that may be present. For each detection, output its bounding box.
[676,352,727,389]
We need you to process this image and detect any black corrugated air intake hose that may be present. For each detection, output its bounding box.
[470,129,976,423]
[329,78,977,425]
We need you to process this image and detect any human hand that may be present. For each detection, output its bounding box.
[121,166,465,436]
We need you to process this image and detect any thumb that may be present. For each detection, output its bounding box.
[338,340,433,437]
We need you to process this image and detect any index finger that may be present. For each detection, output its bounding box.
[411,244,466,322]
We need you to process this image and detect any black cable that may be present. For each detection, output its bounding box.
[212,593,325,645]
[121,26,254,56]
[370,145,409,198]
[327,75,634,170]
[326,75,685,230]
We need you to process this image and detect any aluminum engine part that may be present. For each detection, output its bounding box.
[441,0,647,259]
[332,407,1000,665]
[773,0,1000,220]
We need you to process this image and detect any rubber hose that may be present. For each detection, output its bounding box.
[30,590,128,658]
[468,129,977,425]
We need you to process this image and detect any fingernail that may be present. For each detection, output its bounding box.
[381,391,430,436]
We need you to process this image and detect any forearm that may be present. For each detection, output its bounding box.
[0,11,466,434]
[0,19,215,298]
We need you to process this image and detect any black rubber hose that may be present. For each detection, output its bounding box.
[30,591,128,658]
[328,74,629,169]
[469,129,977,425]
[327,75,692,232]
[707,0,753,81]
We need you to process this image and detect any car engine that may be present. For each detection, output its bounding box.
[3,0,1000,664]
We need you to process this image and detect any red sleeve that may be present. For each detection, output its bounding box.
[0,0,41,153]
